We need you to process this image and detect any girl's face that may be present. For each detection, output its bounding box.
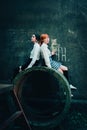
[31,34,36,43]
[44,37,50,44]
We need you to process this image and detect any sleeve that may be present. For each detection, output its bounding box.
[41,46,51,68]
[27,45,40,68]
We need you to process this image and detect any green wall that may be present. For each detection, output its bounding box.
[0,0,87,99]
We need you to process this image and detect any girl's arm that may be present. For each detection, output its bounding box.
[41,47,51,68]
[27,45,40,68]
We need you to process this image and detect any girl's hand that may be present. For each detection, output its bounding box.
[51,51,56,55]
[19,66,22,72]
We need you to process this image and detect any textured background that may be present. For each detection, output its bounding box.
[0,0,87,100]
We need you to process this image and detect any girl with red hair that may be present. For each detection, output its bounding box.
[40,34,68,74]
[40,34,77,90]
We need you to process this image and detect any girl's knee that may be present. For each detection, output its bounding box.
[58,68,63,74]
[60,65,68,71]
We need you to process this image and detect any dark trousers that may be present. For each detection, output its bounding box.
[63,70,70,84]
[12,58,40,80]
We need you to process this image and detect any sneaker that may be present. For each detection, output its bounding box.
[64,92,73,97]
[19,66,22,72]
[70,84,77,90]
[71,94,73,97]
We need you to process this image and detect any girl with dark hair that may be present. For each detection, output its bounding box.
[13,34,41,79]
[25,34,41,69]
[21,34,41,70]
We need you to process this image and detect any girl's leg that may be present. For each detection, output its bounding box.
[63,70,77,90]
[60,65,68,71]
[58,68,74,97]
[63,70,69,81]
[57,65,68,74]
[58,68,64,74]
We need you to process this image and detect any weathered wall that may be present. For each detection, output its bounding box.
[0,0,87,99]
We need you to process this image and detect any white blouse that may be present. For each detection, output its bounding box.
[27,42,40,68]
[40,43,51,68]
